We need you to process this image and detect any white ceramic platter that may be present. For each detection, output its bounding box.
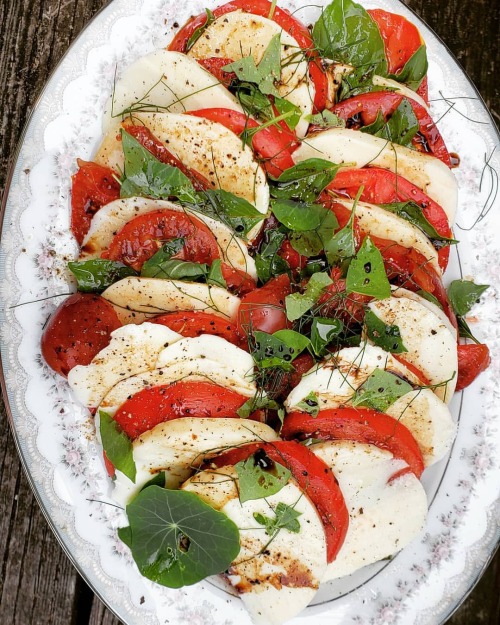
[1,1,499,624]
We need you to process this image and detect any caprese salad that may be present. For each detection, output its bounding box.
[40,1,491,623]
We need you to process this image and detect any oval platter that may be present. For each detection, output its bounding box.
[1,1,499,624]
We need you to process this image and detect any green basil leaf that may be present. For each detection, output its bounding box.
[193,189,264,238]
[447,280,489,316]
[121,486,240,588]
[120,130,198,203]
[296,391,320,417]
[362,99,419,148]
[235,455,290,503]
[346,237,391,300]
[359,109,386,135]
[270,159,340,203]
[185,8,215,51]
[416,289,442,309]
[252,330,310,370]
[206,259,227,289]
[457,316,481,344]
[324,207,356,264]
[313,0,387,76]
[285,272,333,321]
[306,110,346,129]
[351,369,413,412]
[254,502,302,536]
[381,202,457,247]
[273,97,302,131]
[236,394,282,419]
[233,81,275,120]
[99,410,136,482]
[255,229,289,283]
[388,45,428,91]
[364,309,408,353]
[68,259,137,293]
[311,317,344,356]
[140,238,209,281]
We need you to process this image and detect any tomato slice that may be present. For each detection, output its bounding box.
[150,311,243,345]
[197,57,236,87]
[331,92,451,166]
[282,408,425,479]
[113,381,248,439]
[317,267,371,325]
[456,343,490,391]
[41,293,122,377]
[188,108,295,177]
[392,354,431,386]
[71,160,121,245]
[220,263,257,296]
[237,273,292,336]
[101,208,220,271]
[207,440,349,563]
[277,239,307,273]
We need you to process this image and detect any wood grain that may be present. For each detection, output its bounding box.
[0,1,498,625]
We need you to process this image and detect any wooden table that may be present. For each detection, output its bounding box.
[0,1,498,623]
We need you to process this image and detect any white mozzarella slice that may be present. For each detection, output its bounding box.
[103,49,244,130]
[337,199,441,274]
[293,127,457,221]
[285,344,420,412]
[372,75,430,111]
[67,322,181,408]
[80,197,257,279]
[101,277,240,325]
[385,389,456,466]
[182,466,327,625]
[188,10,314,138]
[313,440,427,580]
[94,113,269,225]
[368,296,458,402]
[112,418,279,505]
[391,286,457,338]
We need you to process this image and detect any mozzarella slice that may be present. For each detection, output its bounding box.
[188,10,314,138]
[285,344,421,412]
[391,286,457,339]
[337,198,441,274]
[67,322,181,408]
[112,418,279,505]
[80,197,257,279]
[367,296,458,402]
[372,75,430,111]
[94,113,269,223]
[103,49,244,130]
[313,440,427,580]
[293,127,457,221]
[182,466,327,625]
[101,277,240,325]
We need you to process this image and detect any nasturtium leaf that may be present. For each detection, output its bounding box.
[193,189,263,238]
[270,159,340,203]
[236,394,282,419]
[255,229,289,284]
[185,8,215,51]
[99,411,136,482]
[285,272,333,321]
[254,502,302,536]
[141,472,166,491]
[324,207,356,264]
[364,309,408,354]
[381,202,457,247]
[119,486,240,588]
[351,369,413,412]
[251,330,310,370]
[296,391,320,417]
[306,110,346,129]
[235,454,291,503]
[311,317,344,356]
[346,237,391,300]
[207,259,227,289]
[388,45,428,91]
[120,130,198,203]
[447,280,489,316]
[68,259,137,293]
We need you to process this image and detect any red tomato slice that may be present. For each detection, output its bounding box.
[188,108,295,177]
[207,440,349,563]
[101,209,220,271]
[317,267,371,325]
[237,273,292,336]
[71,160,121,246]
[331,92,451,166]
[220,263,257,296]
[277,239,307,272]
[197,57,236,87]
[123,124,210,191]
[41,293,122,377]
[456,343,490,390]
[113,381,248,439]
[150,311,243,345]
[392,354,431,386]
[282,408,425,479]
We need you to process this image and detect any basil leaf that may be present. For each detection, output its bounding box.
[255,229,289,283]
[388,45,428,91]
[236,395,282,419]
[457,316,481,344]
[193,189,264,238]
[447,280,489,316]
[313,0,387,77]
[68,259,137,293]
[361,99,419,148]
[364,309,407,353]
[120,486,240,588]
[99,410,136,482]
[296,391,320,417]
[351,369,413,412]
[252,330,310,370]
[324,207,356,265]
[235,455,290,503]
[120,130,197,203]
[273,97,302,131]
[224,34,282,97]
[306,110,346,129]
[285,272,333,321]
[234,81,274,120]
[185,8,215,51]
[270,159,340,203]
[254,502,302,536]
[381,202,457,247]
[346,237,391,300]
[140,238,209,281]
[207,259,227,289]
[311,317,344,356]
[416,289,442,309]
